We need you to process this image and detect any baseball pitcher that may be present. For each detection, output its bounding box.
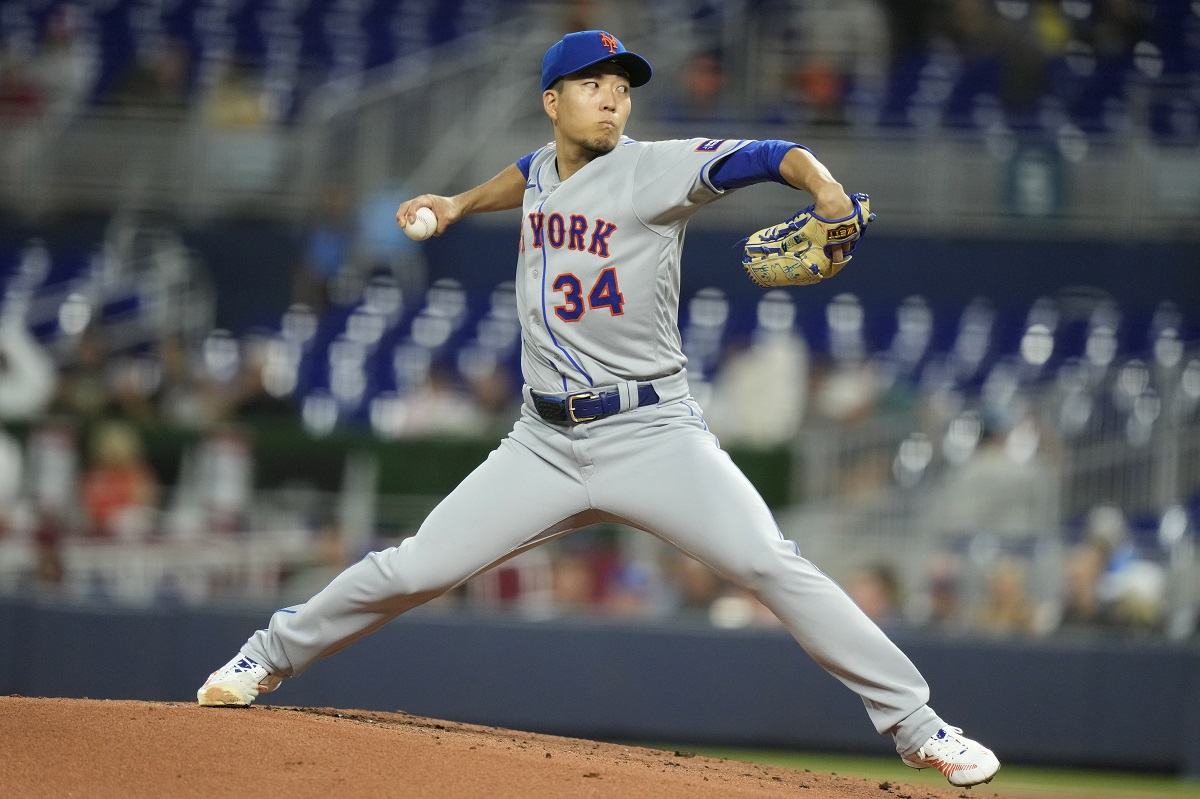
[198,30,999,788]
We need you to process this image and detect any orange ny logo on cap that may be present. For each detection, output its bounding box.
[599,32,619,53]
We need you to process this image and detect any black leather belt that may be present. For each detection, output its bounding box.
[531,384,660,424]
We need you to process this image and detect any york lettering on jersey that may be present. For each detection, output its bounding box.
[588,219,617,257]
[527,212,545,248]
[528,213,617,258]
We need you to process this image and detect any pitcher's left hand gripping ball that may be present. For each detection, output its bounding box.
[742,192,875,288]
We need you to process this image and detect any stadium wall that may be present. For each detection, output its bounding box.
[3,597,1198,776]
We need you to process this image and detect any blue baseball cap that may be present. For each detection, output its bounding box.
[540,30,652,92]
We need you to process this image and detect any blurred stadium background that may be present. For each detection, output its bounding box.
[1,0,1199,785]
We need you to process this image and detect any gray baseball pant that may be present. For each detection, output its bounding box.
[243,372,944,754]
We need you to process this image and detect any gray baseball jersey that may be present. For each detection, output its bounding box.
[517,136,748,392]
[234,135,949,755]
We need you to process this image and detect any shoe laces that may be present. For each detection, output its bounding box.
[214,655,268,682]
[919,726,969,759]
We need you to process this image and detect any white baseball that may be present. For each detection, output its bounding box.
[403,206,437,241]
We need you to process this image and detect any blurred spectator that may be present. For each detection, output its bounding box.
[54,331,213,429]
[0,49,43,119]
[355,189,428,304]
[467,546,553,611]
[922,415,1059,541]
[26,418,79,537]
[280,523,351,603]
[107,38,191,110]
[0,308,58,421]
[192,426,254,535]
[552,548,599,610]
[545,530,628,612]
[881,0,936,69]
[197,60,287,193]
[707,291,808,446]
[1090,0,1149,59]
[812,294,882,428]
[786,58,847,126]
[108,352,162,424]
[813,359,885,428]
[680,287,731,385]
[922,553,965,630]
[1061,528,1108,629]
[1104,557,1166,631]
[462,361,520,436]
[662,52,729,123]
[19,421,74,594]
[155,334,212,427]
[996,9,1055,120]
[52,326,113,420]
[28,533,66,594]
[561,0,605,32]
[80,420,159,541]
[662,551,723,617]
[768,0,887,125]
[0,428,21,536]
[294,184,354,311]
[604,557,667,617]
[709,588,780,629]
[27,3,93,117]
[213,334,295,421]
[976,557,1037,636]
[846,563,903,627]
[941,0,1055,122]
[1061,504,1166,633]
[1031,0,1070,55]
[399,365,489,437]
[203,63,268,130]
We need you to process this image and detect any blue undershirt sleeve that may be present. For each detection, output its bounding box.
[707,140,812,191]
[515,149,538,180]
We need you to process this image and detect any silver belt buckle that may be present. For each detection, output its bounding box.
[567,391,598,423]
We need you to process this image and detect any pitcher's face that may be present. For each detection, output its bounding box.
[545,63,632,156]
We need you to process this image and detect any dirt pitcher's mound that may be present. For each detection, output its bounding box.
[1,696,996,798]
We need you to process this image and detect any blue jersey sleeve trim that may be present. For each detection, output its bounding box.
[698,140,750,195]
[515,149,539,181]
[707,140,811,191]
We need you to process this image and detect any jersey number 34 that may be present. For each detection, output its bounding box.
[553,267,624,322]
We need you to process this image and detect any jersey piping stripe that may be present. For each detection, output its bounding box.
[536,196,594,389]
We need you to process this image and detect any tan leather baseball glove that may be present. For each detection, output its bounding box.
[742,193,875,288]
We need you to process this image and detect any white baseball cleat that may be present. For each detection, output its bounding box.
[901,726,1000,787]
[196,653,283,707]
